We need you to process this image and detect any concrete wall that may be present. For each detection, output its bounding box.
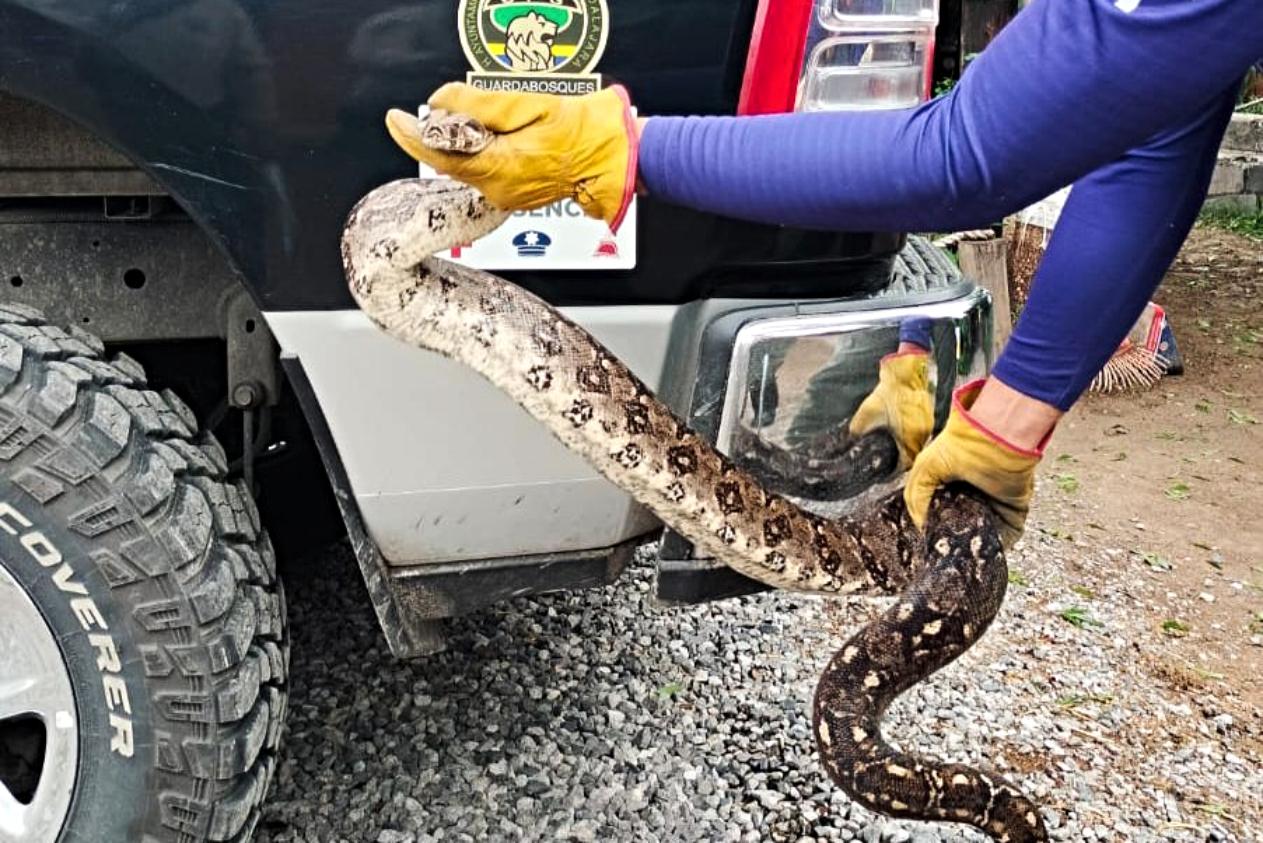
[1207,113,1263,214]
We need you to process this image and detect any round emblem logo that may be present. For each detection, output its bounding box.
[458,0,609,77]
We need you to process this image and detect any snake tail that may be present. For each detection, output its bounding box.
[814,487,1045,842]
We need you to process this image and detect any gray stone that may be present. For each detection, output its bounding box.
[1223,113,1263,153]
[376,832,414,843]
[1203,194,1259,214]
[626,785,650,812]
[1208,158,1245,195]
[1244,160,1263,194]
[568,819,598,842]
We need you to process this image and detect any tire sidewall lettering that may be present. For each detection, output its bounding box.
[0,477,151,840]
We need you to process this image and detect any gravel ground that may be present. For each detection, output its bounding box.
[258,482,1261,843]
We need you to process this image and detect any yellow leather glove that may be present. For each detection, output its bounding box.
[904,380,1045,547]
[386,83,638,231]
[848,351,934,470]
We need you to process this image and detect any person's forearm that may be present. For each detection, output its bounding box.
[637,0,1261,232]
[992,87,1237,412]
[968,378,1061,452]
[897,318,932,353]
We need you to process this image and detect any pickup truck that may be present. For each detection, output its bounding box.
[0,0,991,840]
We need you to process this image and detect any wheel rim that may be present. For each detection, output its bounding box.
[0,565,78,843]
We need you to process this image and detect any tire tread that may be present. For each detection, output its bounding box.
[0,307,286,842]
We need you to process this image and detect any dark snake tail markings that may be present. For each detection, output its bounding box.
[340,114,1048,843]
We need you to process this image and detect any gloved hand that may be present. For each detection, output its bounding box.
[386,83,638,231]
[903,380,1045,547]
[848,350,934,469]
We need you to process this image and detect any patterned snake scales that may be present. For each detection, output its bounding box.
[340,111,1048,842]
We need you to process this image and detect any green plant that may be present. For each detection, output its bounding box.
[1162,619,1191,638]
[656,681,684,701]
[1053,473,1080,493]
[1196,801,1234,819]
[1199,208,1263,240]
[1233,330,1262,359]
[1238,68,1263,112]
[1165,481,1191,501]
[1007,569,1030,587]
[932,53,979,99]
[1137,551,1173,571]
[1061,606,1101,629]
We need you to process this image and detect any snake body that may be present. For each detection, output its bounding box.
[340,114,1048,842]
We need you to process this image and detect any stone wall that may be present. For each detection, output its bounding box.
[1207,113,1263,214]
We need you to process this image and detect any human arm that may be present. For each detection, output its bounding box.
[389,1,1259,235]
[637,0,1261,232]
[903,83,1238,542]
[990,87,1238,411]
[390,1,1259,240]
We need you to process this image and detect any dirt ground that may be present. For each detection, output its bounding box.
[741,225,1263,837]
[1034,224,1262,742]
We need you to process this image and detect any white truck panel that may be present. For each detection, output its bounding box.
[265,306,676,564]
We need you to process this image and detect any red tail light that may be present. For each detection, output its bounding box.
[738,0,940,116]
[737,0,815,116]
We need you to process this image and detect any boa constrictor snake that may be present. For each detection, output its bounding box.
[340,111,1048,842]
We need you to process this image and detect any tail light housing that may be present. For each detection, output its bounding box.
[738,0,940,115]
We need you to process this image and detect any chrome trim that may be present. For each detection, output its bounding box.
[716,288,992,467]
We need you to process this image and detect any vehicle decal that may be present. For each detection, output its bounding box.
[511,230,553,257]
[592,236,620,258]
[458,0,610,95]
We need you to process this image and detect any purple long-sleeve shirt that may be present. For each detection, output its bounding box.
[638,0,1263,411]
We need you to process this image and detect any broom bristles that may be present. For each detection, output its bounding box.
[1089,344,1170,394]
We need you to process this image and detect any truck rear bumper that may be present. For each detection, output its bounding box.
[654,285,993,603]
[266,239,991,647]
[267,283,989,562]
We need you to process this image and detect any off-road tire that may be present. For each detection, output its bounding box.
[0,304,286,841]
[888,234,967,296]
